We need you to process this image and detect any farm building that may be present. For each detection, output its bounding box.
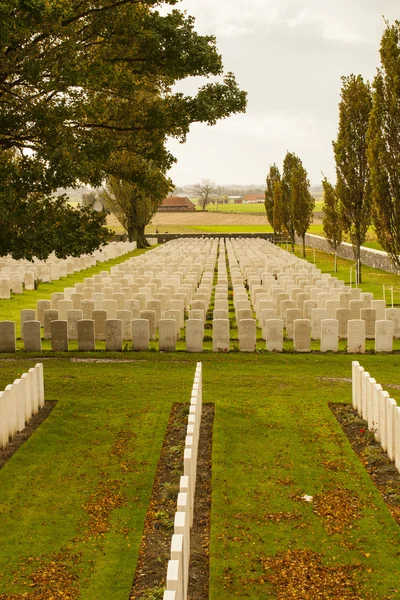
[158,196,196,212]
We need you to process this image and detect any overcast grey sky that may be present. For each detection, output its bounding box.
[164,0,399,187]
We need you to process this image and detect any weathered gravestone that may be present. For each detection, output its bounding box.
[213,319,230,352]
[105,319,122,351]
[77,319,95,351]
[51,320,68,351]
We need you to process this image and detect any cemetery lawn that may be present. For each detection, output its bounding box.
[0,354,400,599]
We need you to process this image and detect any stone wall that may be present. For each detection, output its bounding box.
[296,233,400,274]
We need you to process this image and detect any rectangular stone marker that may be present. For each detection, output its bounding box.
[23,321,41,352]
[336,308,351,339]
[51,292,64,310]
[126,299,141,318]
[186,319,204,352]
[164,309,181,339]
[375,320,393,353]
[132,318,150,350]
[286,308,302,340]
[103,299,118,319]
[11,273,23,294]
[92,309,107,341]
[147,300,162,326]
[0,277,10,299]
[37,300,51,325]
[361,308,376,339]
[0,321,16,352]
[303,300,318,320]
[20,309,37,340]
[237,308,253,322]
[57,300,73,321]
[320,319,339,352]
[159,319,176,351]
[349,299,364,320]
[371,300,386,321]
[116,310,132,341]
[326,300,340,319]
[81,300,94,320]
[24,271,35,291]
[67,309,83,340]
[71,292,84,310]
[51,320,68,351]
[238,318,256,352]
[293,319,311,352]
[261,309,278,339]
[213,319,230,352]
[140,310,156,340]
[347,319,365,353]
[213,309,229,320]
[311,308,328,340]
[266,319,283,352]
[105,319,122,351]
[386,308,400,338]
[44,309,59,340]
[77,319,95,351]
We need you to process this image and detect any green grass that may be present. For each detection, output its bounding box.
[0,354,400,599]
[195,203,266,213]
[186,225,272,233]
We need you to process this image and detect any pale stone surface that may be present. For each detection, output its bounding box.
[311,308,328,340]
[11,273,23,294]
[132,318,150,350]
[387,397,397,461]
[116,310,133,340]
[286,308,302,340]
[77,319,95,351]
[24,272,35,291]
[349,300,364,320]
[360,308,376,339]
[213,319,230,352]
[81,300,94,320]
[164,309,181,339]
[37,299,51,325]
[371,300,386,321]
[375,320,393,353]
[280,300,296,325]
[238,318,256,352]
[213,309,229,320]
[105,319,122,351]
[140,310,156,340]
[147,299,162,326]
[23,321,41,352]
[44,309,59,340]
[126,299,141,318]
[0,321,16,352]
[51,320,68,351]
[293,319,311,352]
[336,308,351,339]
[303,300,318,320]
[92,309,107,340]
[71,292,84,310]
[67,309,83,340]
[58,300,73,321]
[159,319,176,351]
[169,300,184,328]
[113,292,126,310]
[20,309,36,340]
[103,299,118,319]
[186,319,204,352]
[326,300,340,319]
[265,319,283,352]
[51,292,64,310]
[0,277,10,299]
[347,319,365,353]
[386,308,400,338]
[320,319,339,352]
[237,308,253,321]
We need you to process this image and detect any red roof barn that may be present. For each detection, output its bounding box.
[158,196,196,211]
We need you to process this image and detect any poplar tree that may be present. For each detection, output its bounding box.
[272,180,285,237]
[333,74,372,283]
[292,164,314,258]
[322,177,342,272]
[281,152,302,250]
[368,21,400,269]
[264,164,281,234]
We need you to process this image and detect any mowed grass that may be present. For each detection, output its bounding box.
[0,354,400,599]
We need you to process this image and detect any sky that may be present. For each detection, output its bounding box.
[162,0,400,187]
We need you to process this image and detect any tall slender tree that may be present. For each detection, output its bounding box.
[264,164,281,235]
[292,164,314,257]
[273,180,285,236]
[368,20,400,269]
[322,177,342,272]
[333,74,372,283]
[281,152,302,250]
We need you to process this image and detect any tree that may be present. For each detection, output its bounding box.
[333,74,372,283]
[0,1,247,258]
[281,152,302,250]
[265,164,281,234]
[272,180,285,237]
[292,163,314,257]
[367,21,400,269]
[194,179,215,211]
[322,177,342,272]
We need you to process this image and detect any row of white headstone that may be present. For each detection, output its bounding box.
[0,363,44,449]
[163,363,203,600]
[0,241,137,298]
[352,361,400,471]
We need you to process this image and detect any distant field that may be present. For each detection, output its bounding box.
[196,203,266,214]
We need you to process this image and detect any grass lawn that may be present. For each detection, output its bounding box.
[0,354,399,599]
[195,203,266,214]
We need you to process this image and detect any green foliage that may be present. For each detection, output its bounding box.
[281,151,303,244]
[367,20,400,270]
[333,74,372,281]
[292,162,314,256]
[264,163,280,231]
[322,177,342,253]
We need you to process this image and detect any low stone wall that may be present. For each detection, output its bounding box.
[296,234,400,274]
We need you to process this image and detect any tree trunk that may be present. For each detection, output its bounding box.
[302,234,306,258]
[334,251,337,273]
[138,224,150,248]
[354,242,362,284]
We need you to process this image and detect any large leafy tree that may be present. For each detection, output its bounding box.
[333,74,372,283]
[0,0,247,258]
[264,164,280,234]
[292,163,314,257]
[368,21,400,269]
[322,177,342,272]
